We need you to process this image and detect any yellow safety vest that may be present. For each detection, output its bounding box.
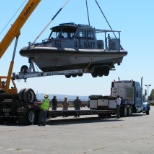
[40,98,50,111]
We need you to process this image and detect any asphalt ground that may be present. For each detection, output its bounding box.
[0,107,154,154]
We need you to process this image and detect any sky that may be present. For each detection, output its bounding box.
[0,0,153,97]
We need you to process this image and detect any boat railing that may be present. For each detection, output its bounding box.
[95,29,122,51]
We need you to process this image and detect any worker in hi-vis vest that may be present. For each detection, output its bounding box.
[38,94,50,126]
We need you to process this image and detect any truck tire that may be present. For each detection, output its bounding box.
[18,88,26,102]
[26,110,35,125]
[23,88,36,103]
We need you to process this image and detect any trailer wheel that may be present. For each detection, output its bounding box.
[98,67,103,77]
[103,66,109,76]
[91,72,97,78]
[65,74,71,78]
[26,110,35,125]
[23,88,36,103]
[18,88,26,102]
[20,65,28,73]
[78,73,83,77]
[72,74,77,77]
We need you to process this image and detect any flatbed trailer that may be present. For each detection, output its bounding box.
[0,98,116,125]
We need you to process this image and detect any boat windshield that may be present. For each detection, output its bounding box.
[49,27,77,39]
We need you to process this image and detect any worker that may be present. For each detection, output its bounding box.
[115,95,121,118]
[62,96,69,110]
[74,96,82,117]
[38,94,50,126]
[74,96,82,110]
[51,95,58,110]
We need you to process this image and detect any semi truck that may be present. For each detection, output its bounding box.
[89,80,150,117]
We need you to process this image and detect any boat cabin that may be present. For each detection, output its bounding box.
[40,23,122,50]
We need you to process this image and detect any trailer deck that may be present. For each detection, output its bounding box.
[48,109,116,118]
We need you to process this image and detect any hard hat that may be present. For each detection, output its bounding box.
[44,94,48,98]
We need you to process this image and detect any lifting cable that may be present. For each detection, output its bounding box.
[33,0,70,44]
[0,0,27,36]
[85,0,90,26]
[95,0,117,38]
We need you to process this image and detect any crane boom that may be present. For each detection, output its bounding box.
[0,0,41,58]
[0,0,41,94]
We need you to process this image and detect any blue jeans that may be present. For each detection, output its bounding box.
[75,107,80,110]
[52,106,57,110]
[38,110,47,125]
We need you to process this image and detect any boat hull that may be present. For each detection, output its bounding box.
[20,47,127,72]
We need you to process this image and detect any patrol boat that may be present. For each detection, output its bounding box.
[20,23,127,77]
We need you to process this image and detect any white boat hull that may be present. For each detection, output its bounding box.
[20,46,127,72]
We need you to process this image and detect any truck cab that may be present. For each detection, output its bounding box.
[111,80,149,115]
[89,80,150,117]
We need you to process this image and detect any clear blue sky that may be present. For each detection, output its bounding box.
[0,0,153,96]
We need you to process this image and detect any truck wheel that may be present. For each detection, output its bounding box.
[26,110,35,125]
[23,88,36,103]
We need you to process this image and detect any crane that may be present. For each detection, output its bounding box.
[0,0,41,94]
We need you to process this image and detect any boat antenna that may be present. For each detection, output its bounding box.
[33,0,70,44]
[95,0,116,38]
[85,0,90,26]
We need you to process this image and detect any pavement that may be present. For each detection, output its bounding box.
[0,107,154,154]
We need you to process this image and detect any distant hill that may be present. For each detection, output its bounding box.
[36,93,88,101]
